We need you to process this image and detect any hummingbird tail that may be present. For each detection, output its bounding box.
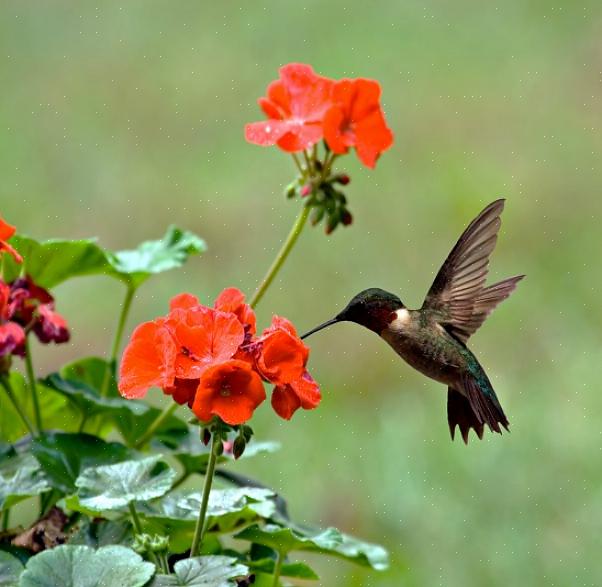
[447,379,509,444]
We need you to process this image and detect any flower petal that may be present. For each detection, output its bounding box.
[0,322,25,358]
[169,293,200,312]
[119,320,177,399]
[271,385,301,420]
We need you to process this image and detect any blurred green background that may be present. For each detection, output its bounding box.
[1,1,601,585]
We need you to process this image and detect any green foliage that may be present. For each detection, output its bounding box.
[0,453,50,510]
[247,559,319,580]
[148,556,248,587]
[18,545,154,587]
[74,455,176,511]
[5,226,205,290]
[0,373,79,443]
[105,225,207,288]
[0,551,23,587]
[31,433,135,494]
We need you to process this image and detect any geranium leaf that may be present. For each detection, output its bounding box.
[0,453,50,510]
[149,556,248,587]
[3,236,109,289]
[59,356,117,397]
[0,551,23,586]
[68,518,132,549]
[0,373,79,443]
[106,226,206,288]
[31,432,136,494]
[247,559,319,580]
[19,545,154,587]
[138,488,276,543]
[44,374,148,422]
[324,531,390,571]
[74,455,176,511]
[234,524,342,556]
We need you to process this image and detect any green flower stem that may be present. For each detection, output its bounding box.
[133,403,178,449]
[128,502,144,534]
[0,374,36,437]
[1,509,9,531]
[272,550,284,587]
[24,337,42,434]
[101,284,136,397]
[249,204,311,309]
[189,431,219,557]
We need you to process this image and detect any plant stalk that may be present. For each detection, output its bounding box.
[101,284,136,397]
[133,403,178,449]
[0,374,36,437]
[249,204,311,309]
[24,337,42,434]
[272,550,284,587]
[189,431,219,557]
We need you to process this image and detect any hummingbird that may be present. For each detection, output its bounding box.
[302,199,524,443]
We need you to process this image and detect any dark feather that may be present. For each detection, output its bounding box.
[422,200,522,342]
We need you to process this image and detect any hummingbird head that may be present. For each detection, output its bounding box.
[301,288,404,339]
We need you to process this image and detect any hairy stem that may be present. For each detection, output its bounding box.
[101,284,136,397]
[249,204,311,309]
[272,550,285,587]
[133,403,178,449]
[24,337,42,434]
[0,375,36,437]
[189,431,218,557]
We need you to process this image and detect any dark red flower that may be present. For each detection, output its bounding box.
[33,304,70,344]
[0,216,23,264]
[192,359,266,425]
[272,372,321,420]
[0,282,25,358]
[245,63,334,153]
[119,319,177,399]
[323,78,393,168]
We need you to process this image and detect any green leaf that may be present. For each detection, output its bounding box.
[18,545,154,587]
[116,406,188,448]
[155,426,280,476]
[44,374,148,423]
[75,455,176,511]
[0,373,79,443]
[0,453,50,510]
[106,226,206,288]
[138,487,276,533]
[0,551,23,587]
[31,433,135,494]
[3,237,109,289]
[247,559,319,580]
[68,518,132,549]
[327,531,390,571]
[234,524,342,556]
[149,556,247,587]
[59,357,117,397]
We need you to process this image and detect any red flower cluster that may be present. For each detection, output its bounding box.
[0,216,23,264]
[0,277,71,359]
[119,288,320,425]
[245,63,394,168]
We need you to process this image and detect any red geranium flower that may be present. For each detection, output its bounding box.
[0,216,23,264]
[192,359,266,425]
[8,277,70,346]
[255,316,308,386]
[272,371,321,421]
[119,319,177,399]
[323,78,394,168]
[245,63,334,152]
[0,282,25,358]
[214,287,256,337]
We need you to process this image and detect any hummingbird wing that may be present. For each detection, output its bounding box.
[422,199,515,342]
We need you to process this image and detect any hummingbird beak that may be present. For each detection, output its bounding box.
[300,317,340,340]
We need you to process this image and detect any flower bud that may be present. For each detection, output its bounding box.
[149,534,170,553]
[300,184,312,197]
[310,207,325,226]
[201,427,212,446]
[334,174,351,185]
[233,436,246,460]
[214,439,224,457]
[341,210,353,226]
[241,425,254,442]
[284,181,298,199]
